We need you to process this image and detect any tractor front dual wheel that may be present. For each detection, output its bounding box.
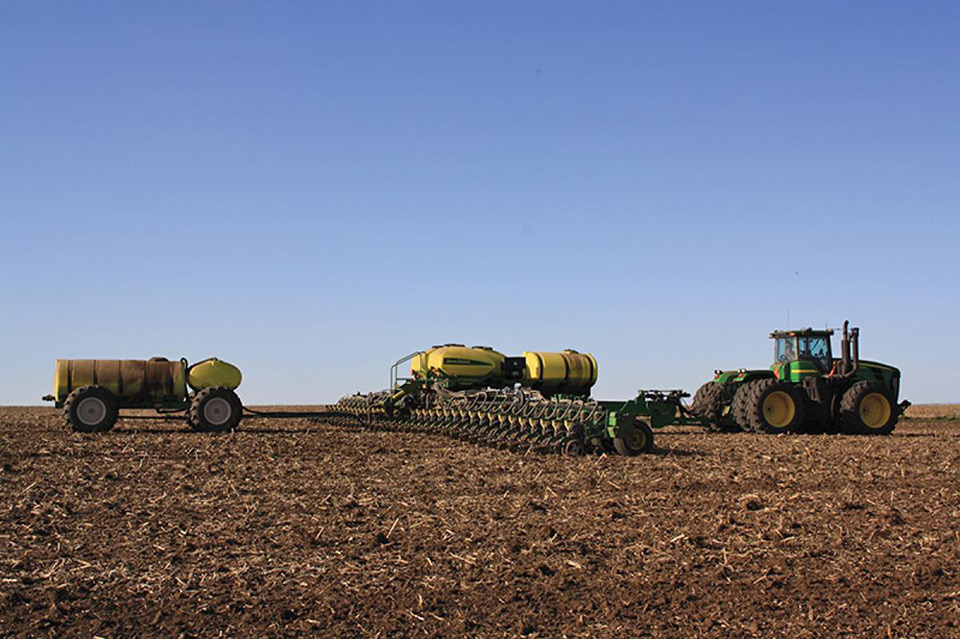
[840,381,898,435]
[63,386,119,433]
[188,387,243,433]
[732,379,805,434]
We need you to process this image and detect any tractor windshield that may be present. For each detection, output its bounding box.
[799,335,831,371]
[775,337,797,362]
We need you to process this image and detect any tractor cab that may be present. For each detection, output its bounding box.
[771,328,834,374]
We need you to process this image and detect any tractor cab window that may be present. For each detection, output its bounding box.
[799,336,831,371]
[775,337,797,362]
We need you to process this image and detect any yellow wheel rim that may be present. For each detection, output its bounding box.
[860,393,892,429]
[763,391,796,428]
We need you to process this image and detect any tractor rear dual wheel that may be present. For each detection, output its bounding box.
[840,381,898,435]
[732,379,805,434]
[63,386,119,433]
[690,381,724,430]
[188,387,243,432]
[690,381,741,432]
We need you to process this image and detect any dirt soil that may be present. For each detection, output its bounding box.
[2,405,960,639]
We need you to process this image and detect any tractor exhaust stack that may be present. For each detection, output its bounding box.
[841,320,860,378]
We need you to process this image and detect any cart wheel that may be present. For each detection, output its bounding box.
[64,386,119,433]
[189,387,242,432]
[185,393,201,431]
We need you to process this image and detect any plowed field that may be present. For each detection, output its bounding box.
[2,406,959,638]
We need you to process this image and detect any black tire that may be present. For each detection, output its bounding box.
[63,386,119,433]
[188,387,243,432]
[840,381,898,435]
[690,381,741,432]
[613,418,654,456]
[690,381,723,416]
[730,381,757,431]
[185,393,200,431]
[736,378,805,434]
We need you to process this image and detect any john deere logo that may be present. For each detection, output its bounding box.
[443,358,490,367]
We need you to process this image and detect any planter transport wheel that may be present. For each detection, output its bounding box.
[613,419,654,456]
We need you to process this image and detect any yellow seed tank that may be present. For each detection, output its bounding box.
[409,344,597,395]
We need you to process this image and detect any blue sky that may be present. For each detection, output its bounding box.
[1,1,957,404]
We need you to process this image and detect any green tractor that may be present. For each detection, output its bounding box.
[690,321,909,435]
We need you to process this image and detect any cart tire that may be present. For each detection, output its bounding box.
[189,387,242,432]
[64,386,119,433]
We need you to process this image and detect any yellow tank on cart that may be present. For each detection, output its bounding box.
[186,358,243,392]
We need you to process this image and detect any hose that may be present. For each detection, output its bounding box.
[241,406,368,425]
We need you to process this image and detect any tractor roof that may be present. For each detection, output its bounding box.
[769,327,835,339]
